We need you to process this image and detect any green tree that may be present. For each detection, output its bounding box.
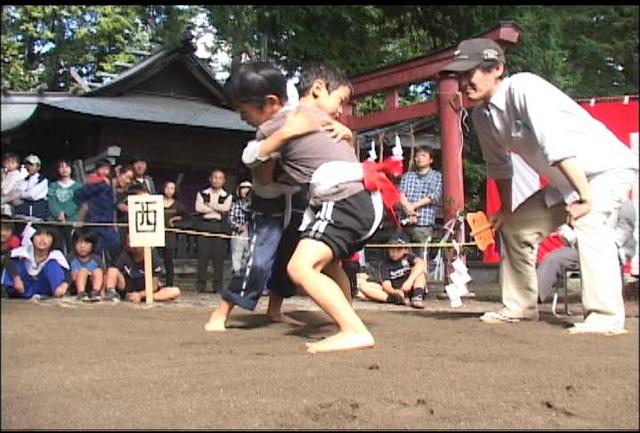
[1,5,196,92]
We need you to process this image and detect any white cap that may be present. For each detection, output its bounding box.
[24,154,41,165]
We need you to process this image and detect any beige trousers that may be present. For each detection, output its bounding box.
[498,169,636,324]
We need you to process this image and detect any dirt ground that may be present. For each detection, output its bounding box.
[1,283,639,430]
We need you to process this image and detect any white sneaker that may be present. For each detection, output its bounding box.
[480,309,538,324]
[568,320,627,335]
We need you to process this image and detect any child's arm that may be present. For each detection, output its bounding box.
[47,186,66,222]
[322,119,355,146]
[20,177,48,201]
[381,280,402,298]
[257,109,322,158]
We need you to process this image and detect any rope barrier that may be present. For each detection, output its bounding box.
[2,218,480,249]
[1,218,244,240]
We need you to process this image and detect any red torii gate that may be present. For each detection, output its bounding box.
[340,21,522,242]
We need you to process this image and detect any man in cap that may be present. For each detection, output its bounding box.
[440,38,638,334]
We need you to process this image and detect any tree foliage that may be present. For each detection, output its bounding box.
[0,5,195,92]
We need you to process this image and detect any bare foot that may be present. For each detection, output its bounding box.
[267,312,305,327]
[306,331,374,354]
[204,311,227,332]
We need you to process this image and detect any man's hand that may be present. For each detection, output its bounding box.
[403,202,417,216]
[489,209,511,231]
[565,199,592,226]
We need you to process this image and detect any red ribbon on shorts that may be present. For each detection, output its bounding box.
[362,158,404,228]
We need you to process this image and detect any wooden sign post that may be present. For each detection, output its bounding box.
[127,194,165,305]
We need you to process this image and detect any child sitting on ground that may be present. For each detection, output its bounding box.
[1,224,69,299]
[103,233,181,304]
[68,229,104,302]
[1,222,21,262]
[358,232,427,309]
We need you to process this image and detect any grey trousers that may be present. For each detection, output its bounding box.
[536,246,578,303]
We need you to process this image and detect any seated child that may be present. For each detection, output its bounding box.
[1,222,21,262]
[358,232,427,309]
[1,224,70,299]
[104,233,180,304]
[1,151,28,216]
[68,229,104,302]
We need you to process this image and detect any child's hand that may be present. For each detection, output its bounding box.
[282,109,322,139]
[401,282,413,293]
[321,119,354,143]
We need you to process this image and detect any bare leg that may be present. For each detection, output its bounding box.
[205,299,235,332]
[288,239,374,354]
[74,268,89,295]
[91,268,104,293]
[153,286,181,302]
[266,293,304,326]
[323,260,352,303]
[358,281,390,303]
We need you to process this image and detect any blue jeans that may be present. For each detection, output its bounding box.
[2,259,66,298]
[222,213,285,311]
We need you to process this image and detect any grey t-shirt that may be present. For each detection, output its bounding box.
[257,106,363,205]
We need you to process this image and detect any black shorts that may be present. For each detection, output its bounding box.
[299,190,383,260]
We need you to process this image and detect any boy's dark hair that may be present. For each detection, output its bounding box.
[1,221,15,233]
[127,182,148,195]
[414,146,435,159]
[31,224,56,243]
[72,229,97,251]
[55,158,72,172]
[224,61,288,107]
[2,151,19,163]
[296,64,354,97]
[129,155,147,165]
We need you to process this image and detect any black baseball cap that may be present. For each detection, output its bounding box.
[387,232,409,245]
[441,38,505,73]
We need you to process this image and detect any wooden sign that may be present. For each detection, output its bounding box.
[127,194,165,305]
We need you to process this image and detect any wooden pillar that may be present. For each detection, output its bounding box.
[437,75,465,242]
